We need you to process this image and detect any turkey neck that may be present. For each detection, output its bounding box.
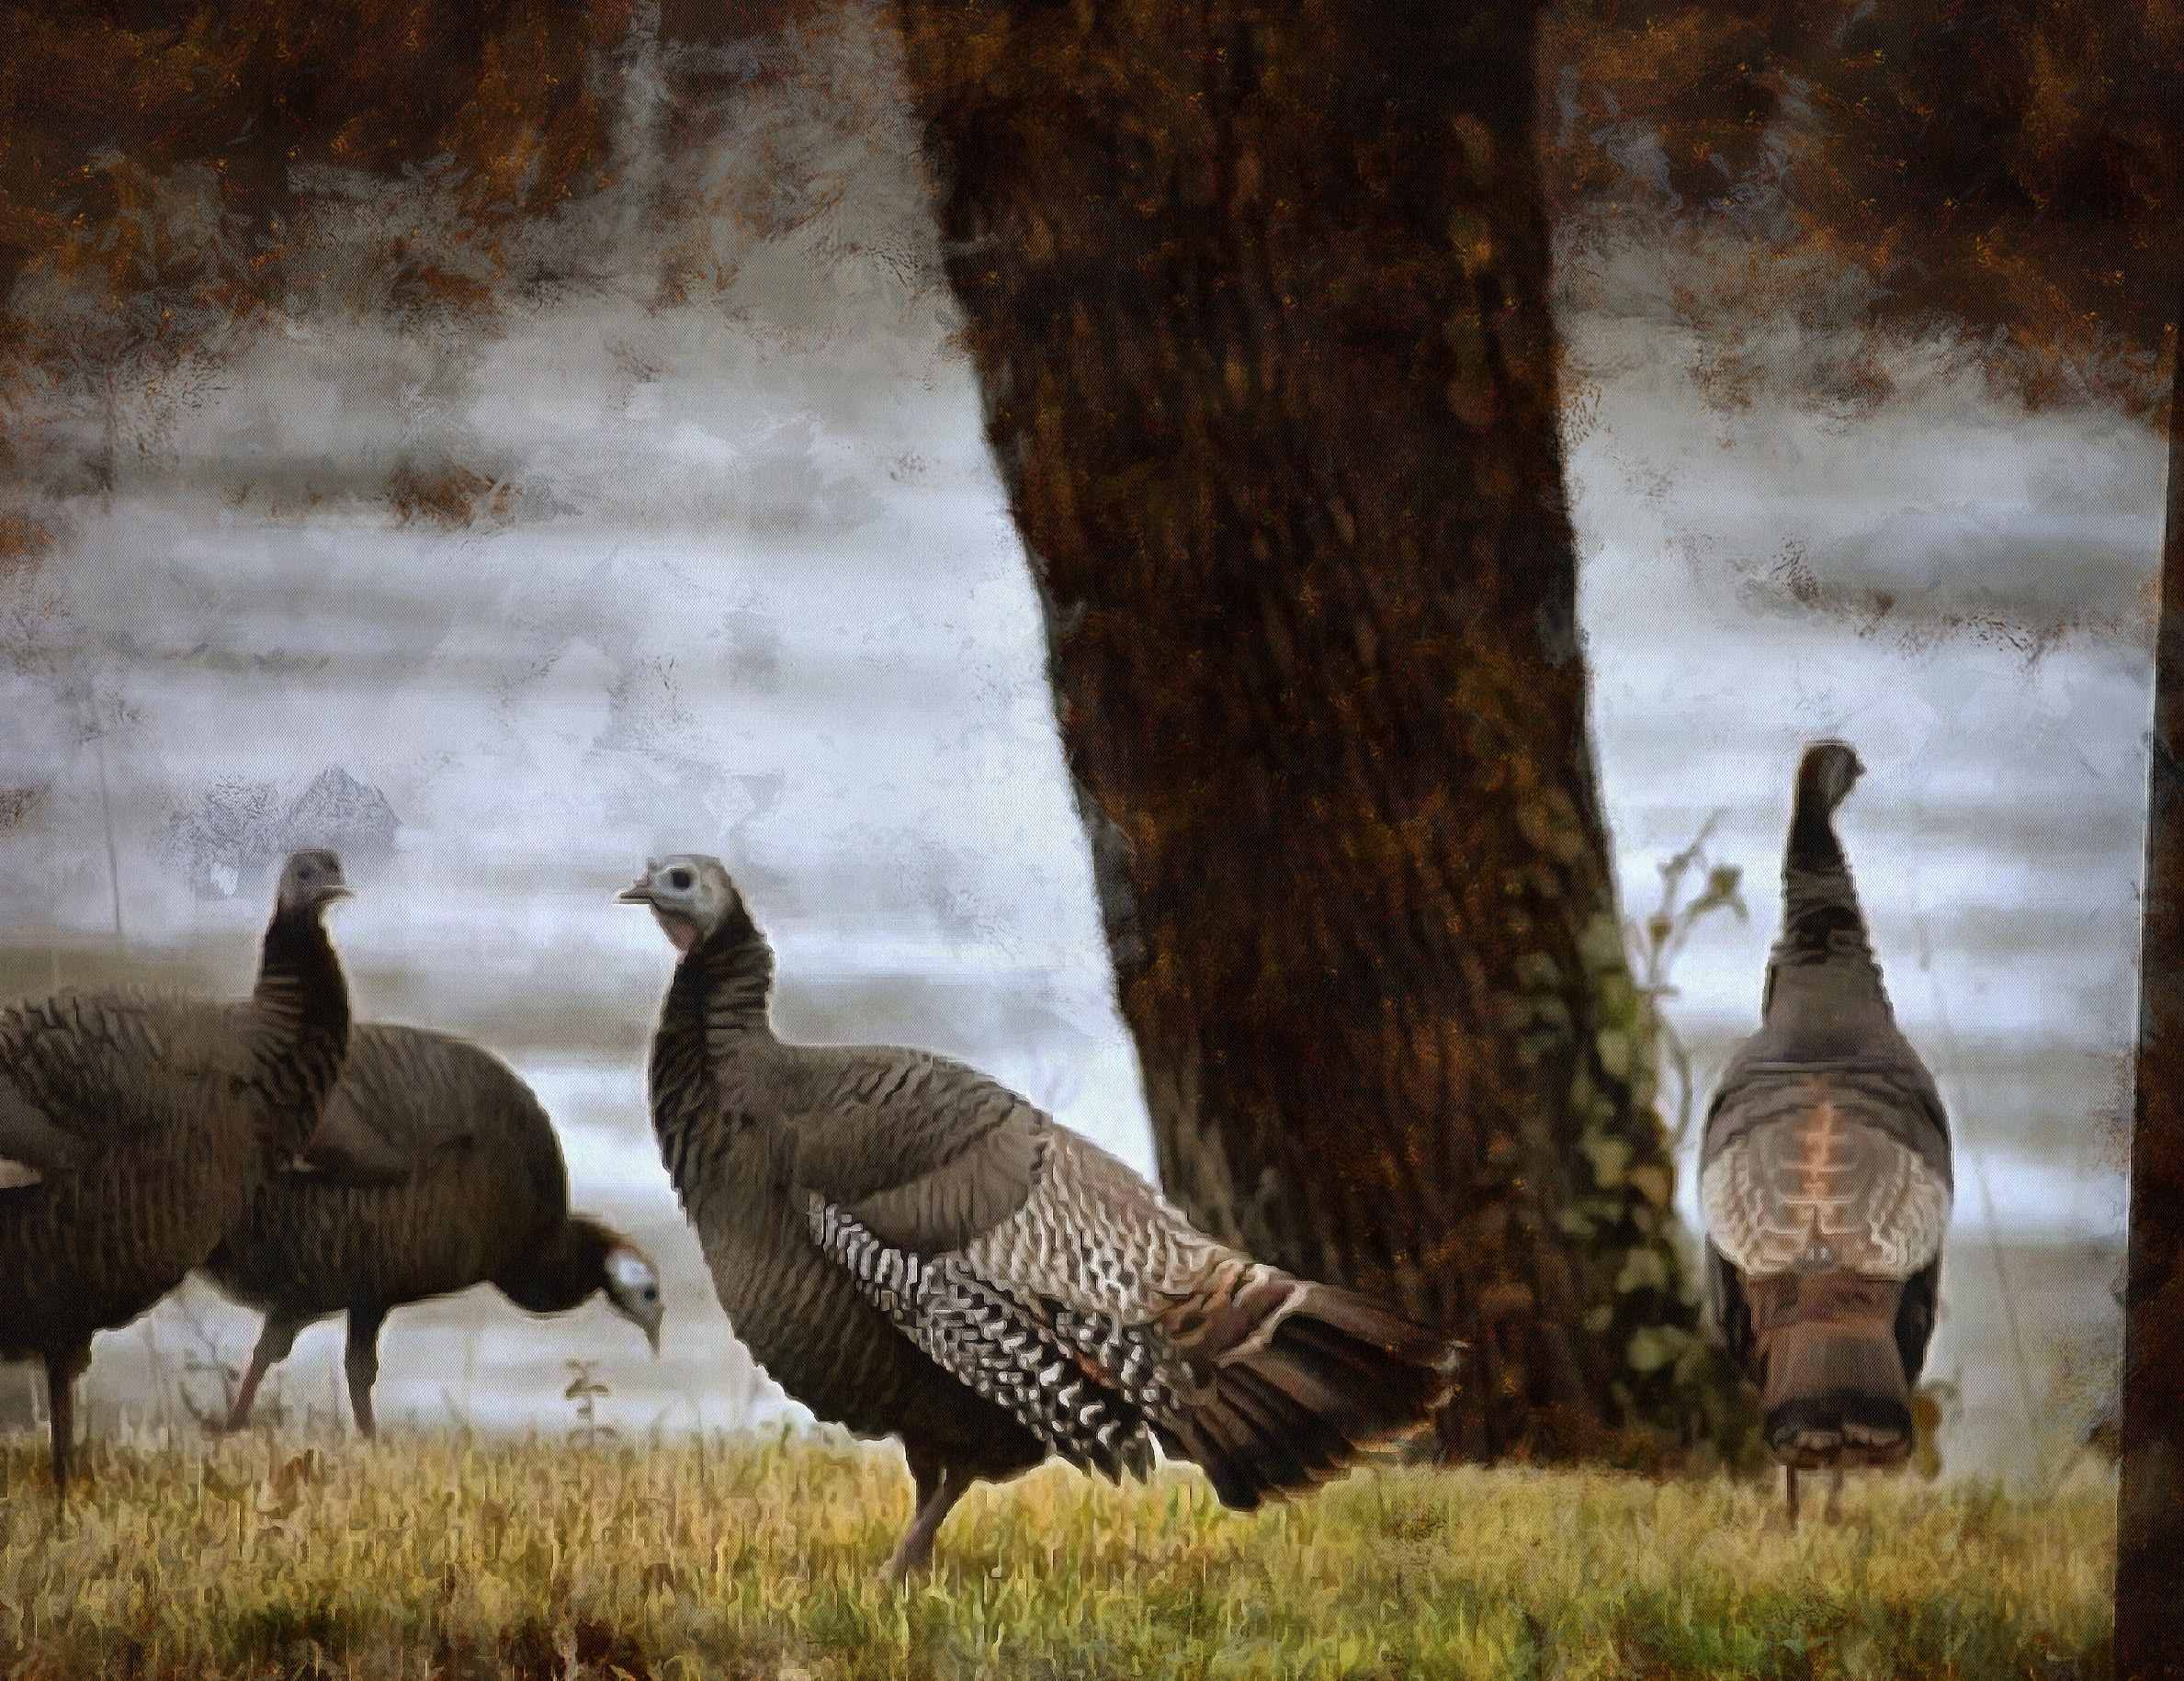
[247,906,351,1157]
[1765,772,1886,1020]
[687,899,776,1038]
[496,1217,611,1314]
[651,900,776,1188]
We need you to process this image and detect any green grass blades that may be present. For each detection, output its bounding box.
[0,1437,2114,1678]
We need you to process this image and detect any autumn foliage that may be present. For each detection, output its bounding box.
[1545,0,2178,415]
[0,1,633,302]
[0,0,2170,448]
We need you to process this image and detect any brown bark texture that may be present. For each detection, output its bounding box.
[2117,298,2184,1680]
[893,0,1719,1459]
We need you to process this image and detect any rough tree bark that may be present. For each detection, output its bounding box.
[2116,297,2184,1680]
[893,0,1717,1457]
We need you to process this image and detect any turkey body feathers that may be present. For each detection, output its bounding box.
[0,869,352,1476]
[203,1025,564,1322]
[0,995,268,1361]
[1700,745,1952,1486]
[635,863,1464,1553]
[1700,1067,1952,1280]
[0,991,272,1168]
[654,1050,1044,1478]
[793,1079,1457,1507]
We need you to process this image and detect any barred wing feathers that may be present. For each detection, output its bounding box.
[277,1024,489,1187]
[1700,1059,1952,1282]
[0,991,252,1186]
[793,1049,1463,1510]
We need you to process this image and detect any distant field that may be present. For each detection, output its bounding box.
[0,1435,2115,1679]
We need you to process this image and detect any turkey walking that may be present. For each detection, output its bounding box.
[201,1023,664,1437]
[1700,742,1953,1525]
[619,852,1464,1580]
[0,850,354,1506]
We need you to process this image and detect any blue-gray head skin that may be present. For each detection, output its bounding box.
[276,849,353,916]
[616,853,740,953]
[603,1242,665,1357]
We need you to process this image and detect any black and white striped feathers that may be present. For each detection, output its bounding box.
[813,1196,1165,1482]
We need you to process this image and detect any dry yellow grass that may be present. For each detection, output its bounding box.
[0,1433,2114,1679]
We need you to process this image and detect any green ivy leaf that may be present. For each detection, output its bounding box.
[1615,1247,1669,1295]
[1625,1163,1673,1208]
[1627,1325,1690,1372]
[1582,1133,1632,1189]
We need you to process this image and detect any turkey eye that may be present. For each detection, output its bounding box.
[668,868,692,890]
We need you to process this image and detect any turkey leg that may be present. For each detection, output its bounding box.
[345,1305,386,1439]
[222,1313,305,1432]
[884,1452,966,1583]
[43,1342,89,1513]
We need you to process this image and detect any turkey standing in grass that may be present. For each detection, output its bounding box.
[200,1023,665,1437]
[619,852,1465,1580]
[1701,742,1953,1525]
[0,850,354,1506]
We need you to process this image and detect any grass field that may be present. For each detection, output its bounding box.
[0,1433,2115,1679]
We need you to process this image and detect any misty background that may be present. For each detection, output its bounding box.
[0,5,2154,1484]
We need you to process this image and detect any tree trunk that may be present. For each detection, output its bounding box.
[894,0,1715,1457]
[2115,291,2184,1680]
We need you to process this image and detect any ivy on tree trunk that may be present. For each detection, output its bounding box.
[894,0,1730,1458]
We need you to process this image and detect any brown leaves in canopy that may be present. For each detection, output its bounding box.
[385,461,515,528]
[1545,0,2179,419]
[0,0,638,313]
[0,0,2172,423]
[0,511,55,576]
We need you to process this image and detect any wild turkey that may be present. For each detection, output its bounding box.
[1700,742,1953,1525]
[0,850,354,1505]
[200,1023,664,1437]
[204,1021,663,1432]
[619,852,1464,1579]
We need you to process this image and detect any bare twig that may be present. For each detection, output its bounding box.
[564,1359,617,1449]
[1624,810,1748,1154]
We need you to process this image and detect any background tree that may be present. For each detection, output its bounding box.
[0,0,642,506]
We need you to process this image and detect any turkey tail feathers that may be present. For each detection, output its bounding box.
[1157,1262,1463,1511]
[1751,1272,1914,1469]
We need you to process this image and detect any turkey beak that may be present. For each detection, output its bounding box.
[646,1320,662,1359]
[616,878,653,906]
[319,884,354,908]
